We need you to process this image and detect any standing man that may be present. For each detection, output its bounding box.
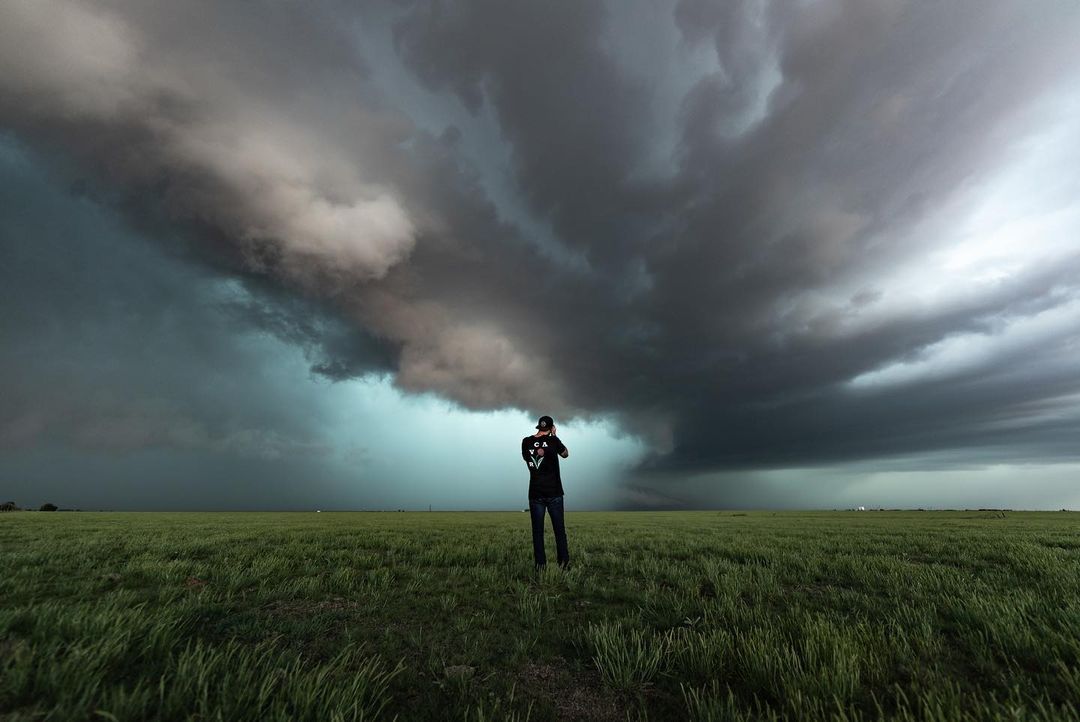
[522,415,570,570]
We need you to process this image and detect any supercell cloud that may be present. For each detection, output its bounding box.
[2,0,1080,508]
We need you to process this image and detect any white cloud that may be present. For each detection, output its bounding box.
[848,294,1080,390]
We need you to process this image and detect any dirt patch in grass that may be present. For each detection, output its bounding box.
[517,657,626,722]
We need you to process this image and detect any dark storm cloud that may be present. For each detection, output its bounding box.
[3,0,1080,505]
[386,0,1080,473]
[392,0,674,274]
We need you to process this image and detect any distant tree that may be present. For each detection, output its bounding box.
[0,501,19,512]
[40,503,58,512]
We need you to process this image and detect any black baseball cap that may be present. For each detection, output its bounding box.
[535,415,554,430]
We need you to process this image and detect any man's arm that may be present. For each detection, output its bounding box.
[555,436,569,458]
[522,439,534,466]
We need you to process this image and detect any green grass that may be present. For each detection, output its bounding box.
[1,510,1079,721]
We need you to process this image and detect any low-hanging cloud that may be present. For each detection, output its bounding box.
[3,0,1080,505]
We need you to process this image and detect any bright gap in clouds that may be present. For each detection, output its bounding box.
[320,373,649,510]
[840,90,1080,388]
[847,295,1080,390]
[933,96,1080,286]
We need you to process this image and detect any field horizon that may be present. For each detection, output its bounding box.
[6,507,1075,513]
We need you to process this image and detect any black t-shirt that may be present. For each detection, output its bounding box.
[522,433,566,500]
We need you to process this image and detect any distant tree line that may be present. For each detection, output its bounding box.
[0,502,64,512]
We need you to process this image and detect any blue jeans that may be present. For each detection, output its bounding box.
[529,495,569,567]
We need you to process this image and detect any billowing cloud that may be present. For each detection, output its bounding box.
[3,0,1080,507]
[0,1,416,282]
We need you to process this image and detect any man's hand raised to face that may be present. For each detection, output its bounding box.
[550,426,569,458]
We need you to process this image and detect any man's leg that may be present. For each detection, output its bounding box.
[528,498,547,568]
[549,495,570,568]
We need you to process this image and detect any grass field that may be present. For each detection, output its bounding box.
[2,510,1079,721]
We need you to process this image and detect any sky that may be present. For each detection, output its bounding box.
[2,0,1080,510]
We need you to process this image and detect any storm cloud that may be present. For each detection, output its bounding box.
[2,0,1080,507]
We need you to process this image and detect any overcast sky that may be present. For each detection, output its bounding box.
[2,0,1080,510]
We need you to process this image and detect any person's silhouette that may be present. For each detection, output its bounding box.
[522,415,570,570]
